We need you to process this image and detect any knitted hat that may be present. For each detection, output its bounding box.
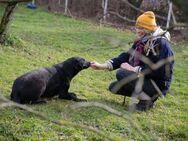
[136,11,157,31]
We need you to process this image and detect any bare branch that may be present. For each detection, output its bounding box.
[111,47,174,94]
[121,0,167,21]
[0,95,117,141]
[0,0,31,3]
[68,102,156,141]
[108,11,135,23]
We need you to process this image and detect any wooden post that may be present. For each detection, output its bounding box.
[103,0,108,22]
[166,0,172,29]
[171,4,177,25]
[102,0,104,8]
[64,0,68,15]
[0,2,17,43]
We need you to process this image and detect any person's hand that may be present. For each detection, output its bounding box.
[90,61,103,70]
[120,63,136,72]
[90,61,108,70]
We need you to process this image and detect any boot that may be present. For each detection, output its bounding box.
[135,100,154,111]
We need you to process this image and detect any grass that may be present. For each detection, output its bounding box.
[0,5,188,141]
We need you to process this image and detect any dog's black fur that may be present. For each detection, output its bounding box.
[10,57,90,104]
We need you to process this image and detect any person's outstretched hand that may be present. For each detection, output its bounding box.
[90,61,108,70]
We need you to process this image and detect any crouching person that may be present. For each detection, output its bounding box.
[90,11,174,111]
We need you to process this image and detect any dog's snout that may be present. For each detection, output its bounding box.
[83,61,90,68]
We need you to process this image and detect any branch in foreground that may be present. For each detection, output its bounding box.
[111,55,174,94]
[68,102,157,141]
[0,95,117,141]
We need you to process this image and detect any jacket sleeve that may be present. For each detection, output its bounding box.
[140,38,174,80]
[106,47,133,70]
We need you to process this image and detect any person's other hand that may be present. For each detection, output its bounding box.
[120,63,136,72]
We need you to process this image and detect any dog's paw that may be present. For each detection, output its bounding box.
[59,92,87,102]
[75,98,87,102]
[31,99,47,104]
[69,92,87,102]
[59,92,77,100]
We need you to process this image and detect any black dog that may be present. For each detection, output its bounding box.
[10,57,90,104]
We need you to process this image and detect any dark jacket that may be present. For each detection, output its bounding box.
[108,36,174,95]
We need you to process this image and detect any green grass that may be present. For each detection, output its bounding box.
[0,5,188,141]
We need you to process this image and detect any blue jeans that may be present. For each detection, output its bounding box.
[109,69,159,99]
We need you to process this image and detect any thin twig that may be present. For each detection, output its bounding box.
[108,11,135,23]
[121,0,167,21]
[111,48,174,93]
[68,102,153,141]
[0,95,117,141]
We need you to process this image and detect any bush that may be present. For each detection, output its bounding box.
[1,34,26,48]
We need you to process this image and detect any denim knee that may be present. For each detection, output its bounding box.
[116,69,132,81]
[108,81,117,93]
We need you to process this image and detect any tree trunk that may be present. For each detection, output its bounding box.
[0,2,17,43]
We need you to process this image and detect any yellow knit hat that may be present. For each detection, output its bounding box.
[136,11,157,31]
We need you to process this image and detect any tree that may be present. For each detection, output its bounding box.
[173,0,188,22]
[0,0,30,44]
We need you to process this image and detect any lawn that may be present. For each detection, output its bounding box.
[0,4,187,141]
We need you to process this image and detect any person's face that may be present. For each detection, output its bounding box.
[135,27,148,39]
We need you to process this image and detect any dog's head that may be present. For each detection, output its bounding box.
[64,57,90,72]
[73,57,90,70]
